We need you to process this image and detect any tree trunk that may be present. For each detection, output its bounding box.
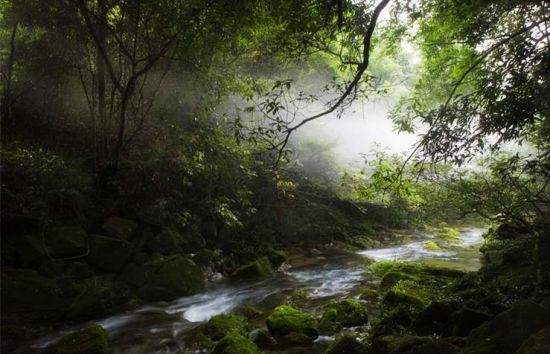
[96,0,107,161]
[1,22,18,145]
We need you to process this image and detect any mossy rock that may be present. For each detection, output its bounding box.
[1,269,67,322]
[325,334,368,354]
[88,235,132,272]
[185,331,213,351]
[381,289,426,310]
[268,249,287,268]
[463,300,550,354]
[359,288,379,302]
[266,305,318,341]
[379,272,417,292]
[210,331,259,354]
[45,226,87,258]
[194,249,218,267]
[204,313,249,340]
[146,228,185,255]
[118,263,147,288]
[281,332,315,346]
[412,301,457,336]
[252,329,277,349]
[54,325,110,354]
[320,299,369,331]
[286,290,311,308]
[435,227,460,242]
[371,335,431,354]
[424,241,441,251]
[234,257,272,278]
[102,216,137,241]
[16,234,47,267]
[137,255,205,301]
[451,306,492,337]
[410,340,459,354]
[516,326,550,354]
[232,305,264,320]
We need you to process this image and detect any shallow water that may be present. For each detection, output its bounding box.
[30,227,485,353]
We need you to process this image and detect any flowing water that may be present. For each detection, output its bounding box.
[30,227,486,353]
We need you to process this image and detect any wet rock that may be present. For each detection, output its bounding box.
[102,216,136,241]
[204,314,249,340]
[326,334,369,354]
[462,300,550,354]
[321,299,369,328]
[234,256,272,278]
[16,234,47,267]
[452,306,492,337]
[252,329,277,349]
[45,226,87,258]
[516,326,550,354]
[266,305,318,342]
[54,325,110,354]
[267,249,287,268]
[88,234,132,272]
[137,255,205,301]
[210,332,259,354]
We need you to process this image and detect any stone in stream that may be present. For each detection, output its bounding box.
[319,299,369,334]
[266,305,318,346]
[204,313,250,340]
[326,334,369,354]
[54,325,110,354]
[210,331,259,354]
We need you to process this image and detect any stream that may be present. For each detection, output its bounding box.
[31,227,486,353]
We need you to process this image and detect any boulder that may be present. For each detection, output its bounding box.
[87,235,131,272]
[1,269,67,322]
[516,326,550,354]
[54,325,109,354]
[462,300,550,354]
[321,299,369,328]
[410,340,459,354]
[252,329,277,349]
[45,226,87,258]
[326,334,369,354]
[145,228,184,255]
[67,276,129,320]
[371,335,431,354]
[210,332,259,354]
[412,301,457,336]
[16,235,47,267]
[234,257,272,278]
[266,305,318,342]
[137,255,205,301]
[379,272,416,292]
[204,314,249,340]
[267,250,287,268]
[101,216,136,241]
[452,306,492,337]
[118,263,146,288]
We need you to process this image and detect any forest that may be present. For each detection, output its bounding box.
[1,0,549,353]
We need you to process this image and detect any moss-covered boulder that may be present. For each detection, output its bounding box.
[424,241,441,251]
[184,331,213,351]
[451,306,492,337]
[234,257,272,278]
[409,340,459,354]
[325,334,368,354]
[210,331,259,354]
[1,269,67,322]
[102,216,137,241]
[204,314,249,340]
[268,250,287,268]
[137,255,205,301]
[54,325,110,354]
[266,305,318,342]
[321,299,369,328]
[359,287,379,302]
[252,329,277,349]
[16,234,47,267]
[118,263,147,288]
[45,226,87,258]
[379,272,416,292]
[412,301,457,336]
[67,276,129,320]
[371,335,431,354]
[146,228,185,255]
[462,300,550,354]
[516,326,550,354]
[88,235,132,272]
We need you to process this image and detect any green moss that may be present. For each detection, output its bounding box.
[286,290,311,307]
[268,250,287,267]
[379,271,417,292]
[204,313,249,340]
[210,331,259,354]
[359,287,379,302]
[424,241,442,251]
[436,227,460,242]
[320,299,369,333]
[55,325,109,354]
[234,257,272,278]
[266,305,318,340]
[281,332,315,346]
[325,334,368,354]
[185,331,213,351]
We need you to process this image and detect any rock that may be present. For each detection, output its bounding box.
[38,259,66,277]
[452,306,492,337]
[326,334,369,354]
[193,248,217,267]
[184,331,213,351]
[66,262,94,281]
[1,269,67,322]
[412,301,457,336]
[379,272,416,292]
[462,300,550,354]
[359,288,379,302]
[266,305,318,342]
[136,199,173,227]
[516,326,550,354]
[410,340,459,354]
[67,276,129,320]
[281,332,315,346]
[210,332,259,354]
[232,305,263,320]
[204,314,249,340]
[321,299,369,328]
[145,228,184,255]
[371,335,431,354]
[137,255,205,301]
[252,329,277,349]
[16,234,47,267]
[101,216,136,241]
[234,257,272,278]
[268,250,287,268]
[87,234,131,272]
[118,263,146,288]
[54,325,109,354]
[45,226,87,258]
